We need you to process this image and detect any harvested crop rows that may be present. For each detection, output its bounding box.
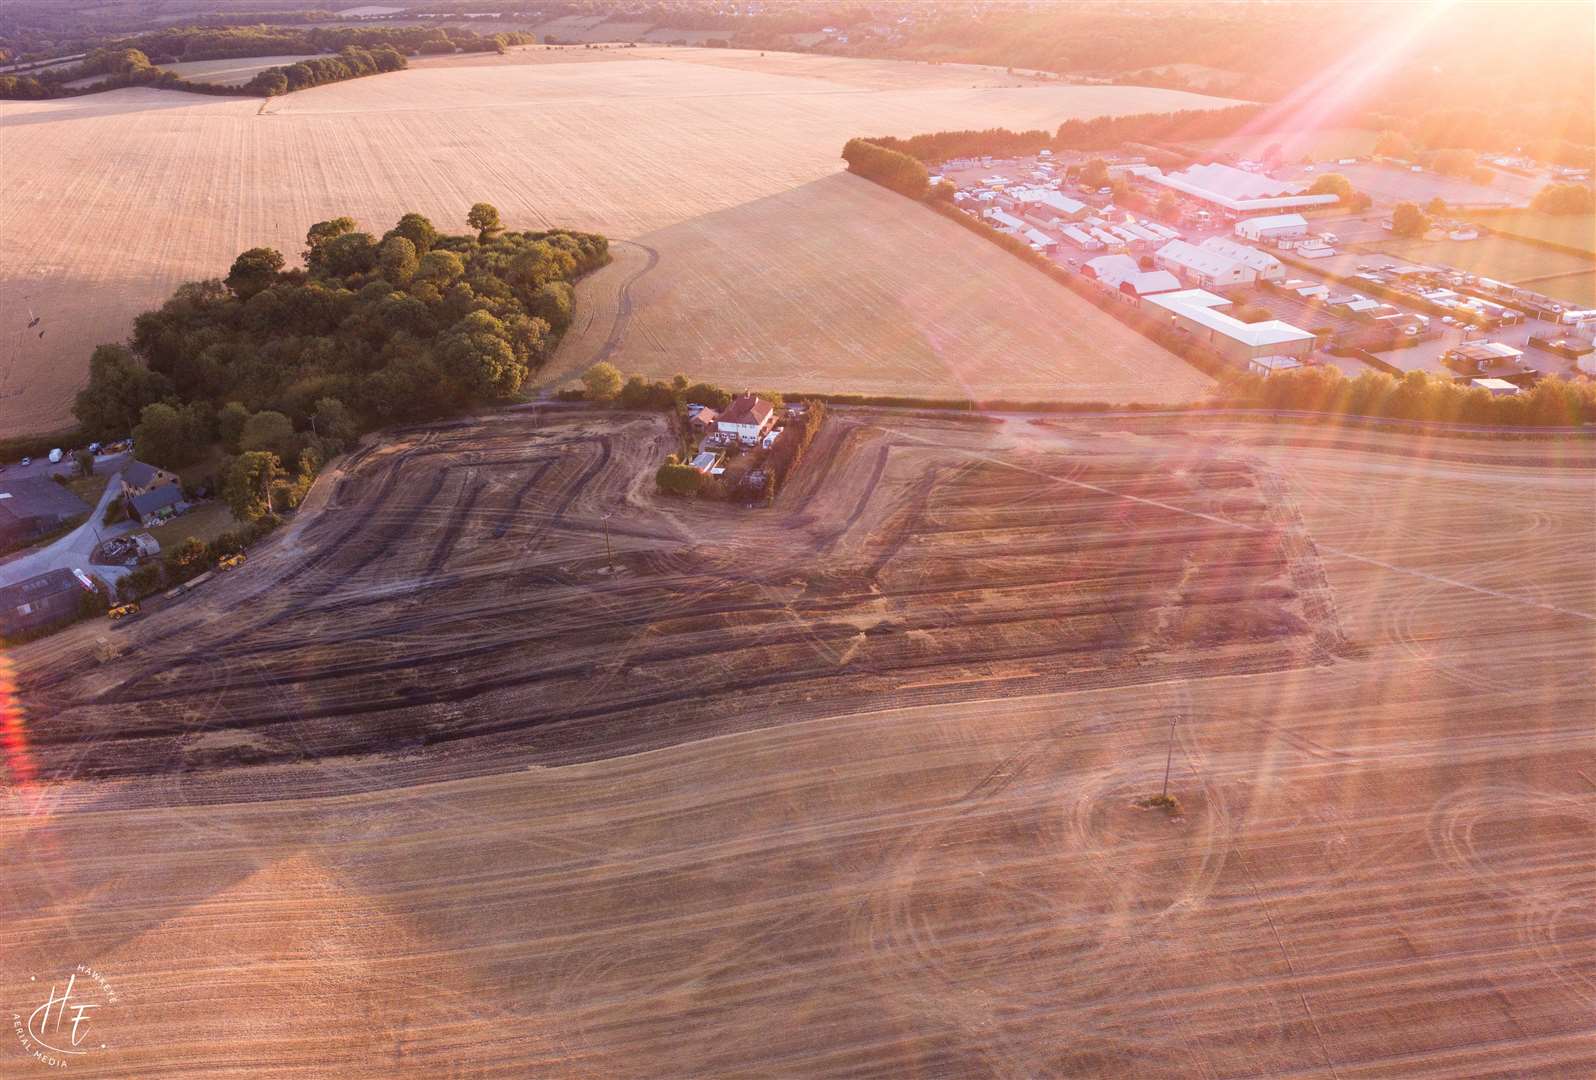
[4,410,1592,1077]
[0,47,1231,432]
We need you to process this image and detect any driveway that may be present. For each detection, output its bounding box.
[0,460,138,589]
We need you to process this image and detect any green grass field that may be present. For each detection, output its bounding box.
[147,501,236,551]
[1472,212,1594,256]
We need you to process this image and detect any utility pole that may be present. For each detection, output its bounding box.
[1161,713,1179,799]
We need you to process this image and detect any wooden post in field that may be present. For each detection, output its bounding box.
[1162,714,1178,799]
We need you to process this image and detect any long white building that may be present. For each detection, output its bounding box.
[1154,239,1254,288]
[1235,213,1309,241]
[1199,236,1285,282]
[1144,289,1316,365]
[1010,187,1088,221]
[1147,163,1339,213]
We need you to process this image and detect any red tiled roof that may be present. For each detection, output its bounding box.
[719,394,773,427]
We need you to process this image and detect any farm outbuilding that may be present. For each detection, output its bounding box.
[1145,289,1317,366]
[1198,237,1285,282]
[1154,240,1255,288]
[0,567,93,637]
[1235,213,1308,242]
[0,476,90,550]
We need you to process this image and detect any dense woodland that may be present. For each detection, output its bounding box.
[72,206,607,518]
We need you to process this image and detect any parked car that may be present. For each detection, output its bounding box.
[20,456,30,466]
[48,448,63,463]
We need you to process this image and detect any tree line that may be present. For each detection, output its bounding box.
[113,23,531,64]
[243,45,407,96]
[1,23,536,99]
[841,139,929,198]
[858,105,1265,165]
[1223,365,1596,428]
[72,205,608,524]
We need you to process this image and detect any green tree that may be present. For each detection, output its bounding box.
[239,409,297,461]
[165,535,208,581]
[467,202,502,241]
[1391,201,1430,238]
[217,401,251,452]
[388,212,437,254]
[75,449,95,477]
[414,249,465,284]
[655,458,702,496]
[224,247,285,300]
[224,451,285,522]
[304,216,355,265]
[377,235,418,285]
[132,401,206,468]
[312,397,357,444]
[582,361,623,402]
[72,344,174,439]
[528,281,573,330]
[1307,172,1355,202]
[314,231,377,279]
[1080,158,1110,188]
[1426,196,1447,215]
[1155,190,1180,220]
[435,310,522,398]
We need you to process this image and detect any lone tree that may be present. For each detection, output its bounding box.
[1391,201,1430,238]
[1308,172,1354,202]
[1080,157,1110,189]
[582,361,623,402]
[224,451,285,522]
[467,202,502,242]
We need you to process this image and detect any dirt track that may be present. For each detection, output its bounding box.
[3,410,1593,1077]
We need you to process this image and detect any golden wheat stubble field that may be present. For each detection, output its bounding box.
[3,410,1594,1077]
[0,47,1230,435]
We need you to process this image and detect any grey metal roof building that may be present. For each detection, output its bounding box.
[0,476,90,548]
[0,568,90,637]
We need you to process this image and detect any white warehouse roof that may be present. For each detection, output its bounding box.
[1012,187,1087,216]
[1086,256,1182,296]
[1199,236,1283,275]
[1149,163,1340,212]
[1156,239,1246,279]
[1237,213,1308,233]
[1144,289,1317,349]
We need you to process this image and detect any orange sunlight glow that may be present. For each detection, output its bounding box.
[0,648,39,794]
[1225,0,1455,151]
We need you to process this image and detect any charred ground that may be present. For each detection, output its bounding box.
[17,407,1348,785]
[5,408,1594,1077]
